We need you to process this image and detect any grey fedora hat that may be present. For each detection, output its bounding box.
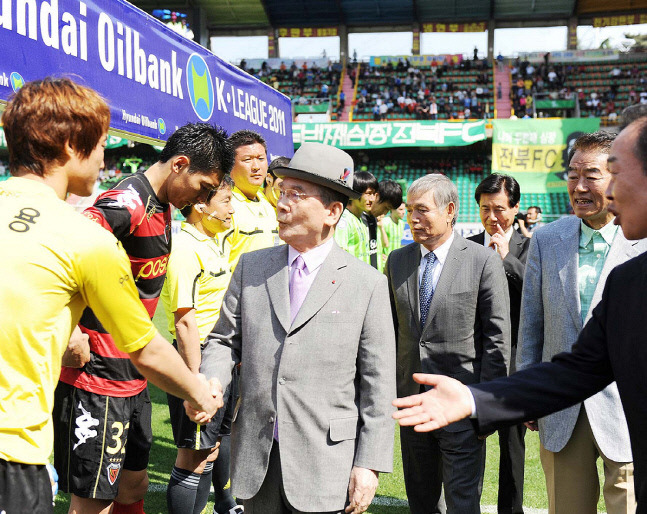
[273,142,359,199]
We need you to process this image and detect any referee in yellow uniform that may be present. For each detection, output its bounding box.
[0,78,221,513]
[161,175,242,514]
[226,130,282,271]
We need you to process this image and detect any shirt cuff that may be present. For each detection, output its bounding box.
[469,390,477,418]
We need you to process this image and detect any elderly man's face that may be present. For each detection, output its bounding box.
[606,124,647,240]
[276,177,339,251]
[406,189,455,250]
[567,148,613,229]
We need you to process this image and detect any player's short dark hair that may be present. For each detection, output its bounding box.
[352,171,379,195]
[1,77,110,177]
[159,123,234,176]
[474,173,520,208]
[377,180,403,209]
[229,130,267,153]
[567,131,615,165]
[527,205,542,213]
[267,156,290,180]
[179,174,235,218]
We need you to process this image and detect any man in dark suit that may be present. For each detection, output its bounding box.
[468,174,529,514]
[385,173,511,513]
[392,118,647,512]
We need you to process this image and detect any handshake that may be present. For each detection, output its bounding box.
[184,374,224,424]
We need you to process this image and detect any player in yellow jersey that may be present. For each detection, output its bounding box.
[161,175,240,514]
[0,78,222,513]
[226,130,281,270]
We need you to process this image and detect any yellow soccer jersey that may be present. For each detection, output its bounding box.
[0,177,156,465]
[161,222,231,342]
[227,186,280,270]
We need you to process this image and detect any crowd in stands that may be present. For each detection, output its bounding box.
[239,59,344,116]
[509,54,647,119]
[353,57,493,121]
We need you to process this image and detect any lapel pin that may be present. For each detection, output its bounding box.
[332,280,336,284]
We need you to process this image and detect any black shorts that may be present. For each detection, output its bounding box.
[53,382,152,500]
[167,368,235,449]
[0,459,52,513]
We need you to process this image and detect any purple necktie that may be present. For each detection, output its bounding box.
[275,255,309,442]
[289,255,308,323]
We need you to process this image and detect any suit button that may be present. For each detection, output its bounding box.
[279,377,286,385]
[268,416,275,424]
[419,341,425,347]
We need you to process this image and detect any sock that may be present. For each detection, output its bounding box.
[212,436,237,513]
[193,461,214,514]
[113,499,145,514]
[167,466,201,514]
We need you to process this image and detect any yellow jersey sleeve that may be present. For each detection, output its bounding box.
[166,240,203,312]
[75,231,156,354]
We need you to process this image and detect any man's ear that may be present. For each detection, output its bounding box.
[172,155,190,174]
[326,201,344,227]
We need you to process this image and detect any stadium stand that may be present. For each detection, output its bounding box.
[352,59,494,121]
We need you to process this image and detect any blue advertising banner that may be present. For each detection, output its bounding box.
[0,0,293,157]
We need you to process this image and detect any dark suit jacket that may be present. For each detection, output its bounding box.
[470,251,647,510]
[386,234,511,430]
[467,230,529,348]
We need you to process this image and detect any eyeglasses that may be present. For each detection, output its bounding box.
[278,188,321,203]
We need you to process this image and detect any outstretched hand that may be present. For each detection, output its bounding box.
[392,374,473,432]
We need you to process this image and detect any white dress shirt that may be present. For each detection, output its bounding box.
[418,231,455,290]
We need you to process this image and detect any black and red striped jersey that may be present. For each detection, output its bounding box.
[60,173,171,397]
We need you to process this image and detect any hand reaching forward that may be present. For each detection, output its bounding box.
[184,375,223,424]
[345,466,379,514]
[392,374,473,432]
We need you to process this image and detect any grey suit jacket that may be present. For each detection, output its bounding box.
[385,233,511,431]
[517,216,647,460]
[200,242,396,512]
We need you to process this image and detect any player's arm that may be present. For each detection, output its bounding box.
[174,308,202,373]
[77,233,222,418]
[128,333,221,418]
[61,326,90,368]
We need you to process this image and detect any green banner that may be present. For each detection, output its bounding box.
[293,121,487,149]
[491,118,601,193]
[294,103,329,114]
[534,99,576,109]
[0,127,5,150]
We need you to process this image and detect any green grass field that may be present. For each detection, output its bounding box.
[53,305,607,513]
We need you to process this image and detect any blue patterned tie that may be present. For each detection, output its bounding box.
[419,252,437,327]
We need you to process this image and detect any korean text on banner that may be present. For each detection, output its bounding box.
[0,0,293,157]
[491,118,601,194]
[293,121,487,149]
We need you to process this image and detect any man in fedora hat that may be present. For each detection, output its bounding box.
[194,142,397,513]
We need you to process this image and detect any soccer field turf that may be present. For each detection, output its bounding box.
[53,305,607,513]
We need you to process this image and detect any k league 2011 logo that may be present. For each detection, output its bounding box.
[186,54,214,121]
[10,72,25,92]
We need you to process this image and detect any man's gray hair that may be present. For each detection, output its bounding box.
[407,174,460,226]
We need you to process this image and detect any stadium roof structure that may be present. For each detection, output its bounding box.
[134,0,647,33]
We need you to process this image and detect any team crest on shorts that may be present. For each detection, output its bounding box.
[107,463,121,485]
